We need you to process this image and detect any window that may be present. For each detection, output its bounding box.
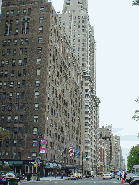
[11,70,14,77]
[37,47,42,53]
[38,37,42,43]
[1,61,4,67]
[17,81,20,88]
[2,92,6,100]
[15,104,19,111]
[1,116,4,123]
[6,139,9,147]
[0,81,2,88]
[10,81,14,88]
[4,70,8,77]
[33,140,37,147]
[35,103,39,110]
[21,92,24,99]
[37,69,40,75]
[25,38,28,43]
[37,58,41,64]
[7,39,11,46]
[33,127,37,134]
[12,59,15,66]
[20,115,23,122]
[9,92,13,99]
[14,39,17,45]
[15,28,18,35]
[23,69,26,76]
[18,139,22,147]
[34,115,38,122]
[19,59,22,66]
[6,11,9,17]
[8,115,11,122]
[14,127,17,134]
[13,49,16,55]
[18,70,21,76]
[39,17,43,23]
[23,9,26,15]
[16,92,19,99]
[6,49,10,56]
[32,152,37,160]
[27,8,31,15]
[22,80,25,87]
[17,152,21,160]
[2,85,6,92]
[20,38,24,45]
[2,104,5,111]
[18,127,22,134]
[13,140,17,147]
[5,61,9,66]
[35,92,39,98]
[0,70,3,77]
[40,7,44,13]
[23,58,27,65]
[19,48,23,55]
[8,103,12,111]
[36,81,40,87]
[20,104,24,111]
[24,48,27,55]
[39,26,43,33]
[2,40,6,46]
[14,115,18,123]
[16,19,19,25]
[17,10,20,15]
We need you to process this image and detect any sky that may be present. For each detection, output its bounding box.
[1,0,139,168]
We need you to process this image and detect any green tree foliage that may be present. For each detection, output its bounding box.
[132,97,139,121]
[0,165,11,171]
[127,145,139,171]
[132,0,139,5]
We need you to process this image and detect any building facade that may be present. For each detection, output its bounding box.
[0,0,83,176]
[59,0,100,174]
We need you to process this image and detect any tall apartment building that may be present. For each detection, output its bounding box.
[58,0,100,174]
[0,0,83,176]
[99,125,113,172]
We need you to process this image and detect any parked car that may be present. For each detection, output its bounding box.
[102,172,112,179]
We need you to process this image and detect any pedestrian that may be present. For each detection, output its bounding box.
[120,172,122,180]
[124,172,126,182]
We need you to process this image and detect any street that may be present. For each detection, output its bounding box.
[20,176,129,185]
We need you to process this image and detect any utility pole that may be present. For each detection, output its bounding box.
[82,152,83,175]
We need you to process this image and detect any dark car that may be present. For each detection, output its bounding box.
[16,173,25,180]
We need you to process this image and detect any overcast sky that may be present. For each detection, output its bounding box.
[1,0,139,168]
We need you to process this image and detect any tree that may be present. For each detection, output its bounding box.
[132,97,139,121]
[127,145,139,171]
[132,0,139,5]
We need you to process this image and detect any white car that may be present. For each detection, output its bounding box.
[103,172,112,179]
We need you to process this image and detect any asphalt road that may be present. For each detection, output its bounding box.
[20,177,129,185]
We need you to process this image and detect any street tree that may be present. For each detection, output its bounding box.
[127,145,139,171]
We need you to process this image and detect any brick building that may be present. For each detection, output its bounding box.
[0,0,83,176]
